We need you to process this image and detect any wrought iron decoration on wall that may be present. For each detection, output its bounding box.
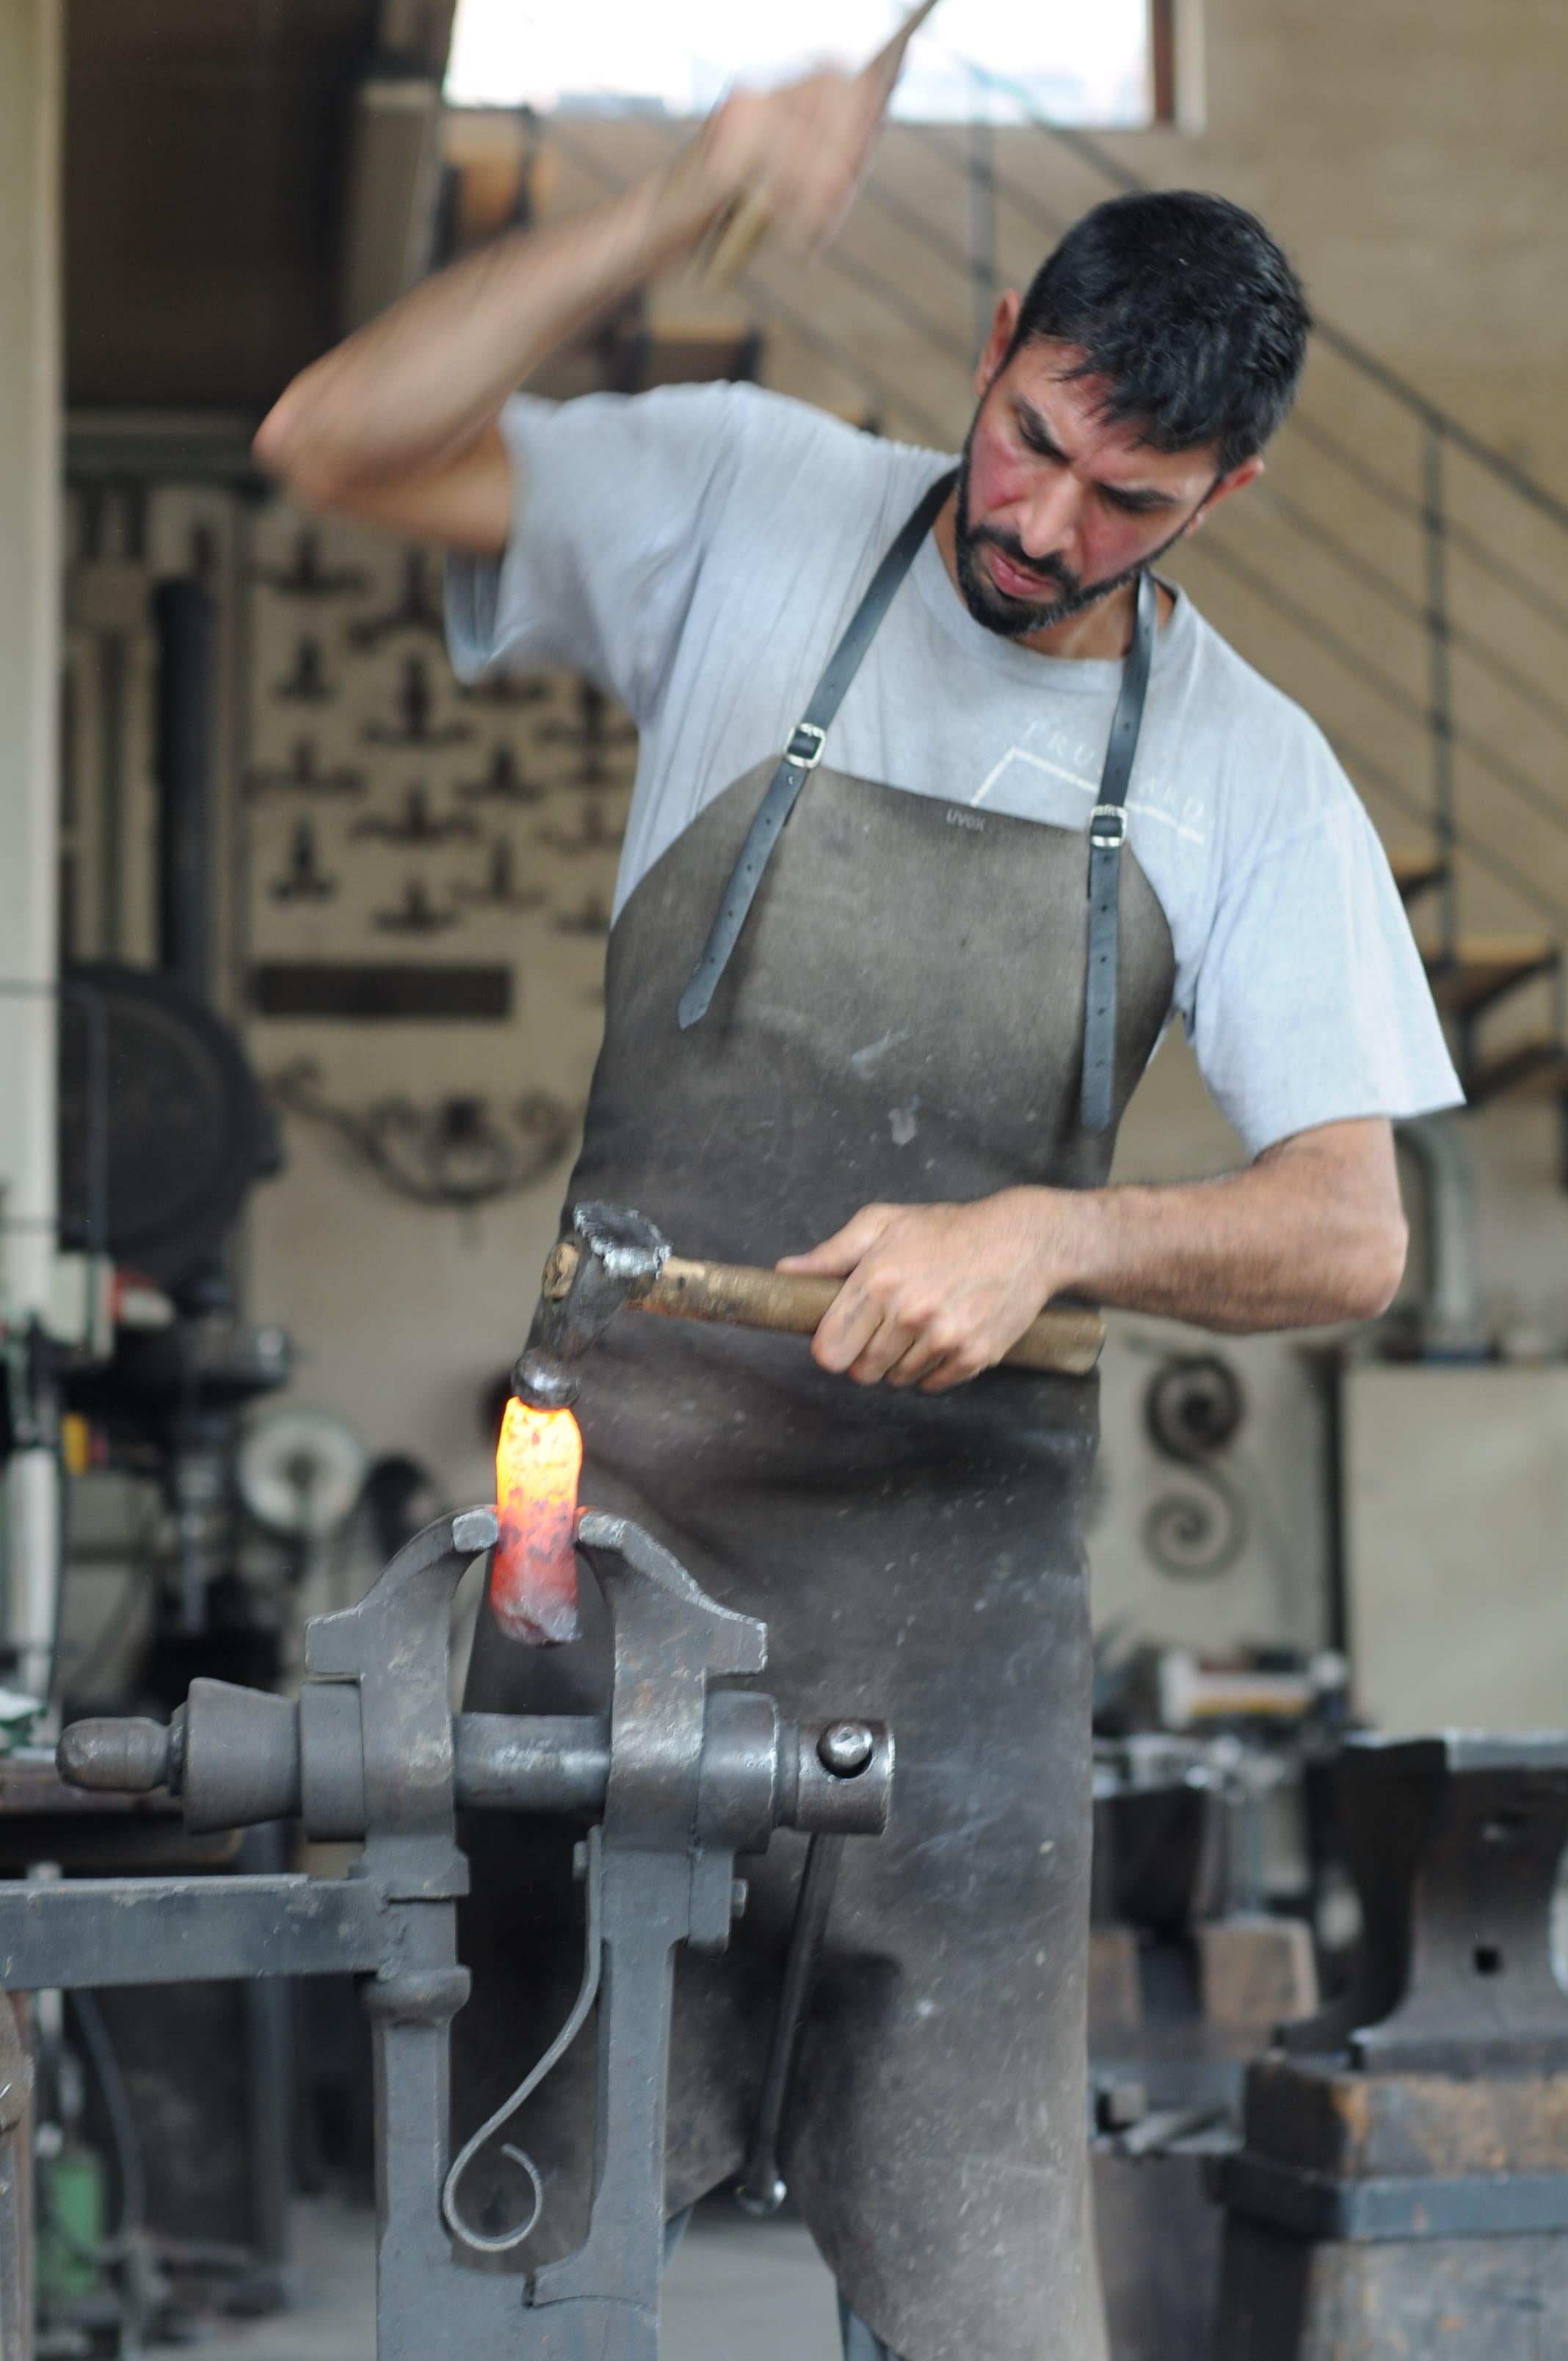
[250,527,368,601]
[247,739,365,799]
[363,653,473,746]
[271,820,339,903]
[268,1061,576,1208]
[457,746,547,805]
[1141,1352,1249,1579]
[275,635,336,703]
[346,551,447,648]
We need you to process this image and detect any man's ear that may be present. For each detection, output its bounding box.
[1186,454,1265,535]
[974,291,1023,397]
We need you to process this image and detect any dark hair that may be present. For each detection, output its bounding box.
[1006,191,1312,474]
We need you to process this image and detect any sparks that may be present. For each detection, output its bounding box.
[491,1397,583,1644]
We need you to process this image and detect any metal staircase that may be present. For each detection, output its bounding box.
[455,64,1568,1166]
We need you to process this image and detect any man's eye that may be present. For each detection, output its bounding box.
[1104,490,1156,517]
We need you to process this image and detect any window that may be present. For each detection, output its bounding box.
[446,0,1171,131]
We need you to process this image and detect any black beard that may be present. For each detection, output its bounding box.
[951,427,1192,641]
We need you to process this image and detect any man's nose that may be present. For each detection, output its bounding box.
[1016,472,1085,562]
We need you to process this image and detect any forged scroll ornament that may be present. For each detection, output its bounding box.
[269,1061,576,1208]
[1141,1352,1248,1581]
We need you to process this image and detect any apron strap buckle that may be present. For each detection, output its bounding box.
[785,721,829,770]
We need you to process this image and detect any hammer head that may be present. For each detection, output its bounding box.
[512,1202,669,1408]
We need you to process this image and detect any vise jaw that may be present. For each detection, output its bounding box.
[24,1507,893,2361]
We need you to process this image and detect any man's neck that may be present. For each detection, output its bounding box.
[932,491,1169,659]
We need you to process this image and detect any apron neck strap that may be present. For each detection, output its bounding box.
[678,468,957,1030]
[1081,567,1158,1133]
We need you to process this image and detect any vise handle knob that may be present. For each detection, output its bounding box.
[57,1718,178,1795]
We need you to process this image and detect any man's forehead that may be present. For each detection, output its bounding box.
[1001,341,1215,481]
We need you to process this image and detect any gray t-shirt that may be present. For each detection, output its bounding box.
[447,380,1462,1157]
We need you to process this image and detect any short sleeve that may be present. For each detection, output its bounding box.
[1187,775,1464,1157]
[444,381,752,725]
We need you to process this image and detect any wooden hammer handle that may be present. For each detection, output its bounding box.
[697,0,943,287]
[639,1255,1105,1376]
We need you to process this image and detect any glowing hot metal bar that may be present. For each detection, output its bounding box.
[491,1397,582,1644]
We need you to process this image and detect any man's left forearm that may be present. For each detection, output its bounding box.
[780,1117,1409,1391]
[1048,1126,1409,1333]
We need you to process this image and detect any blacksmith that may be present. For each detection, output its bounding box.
[256,62,1460,2361]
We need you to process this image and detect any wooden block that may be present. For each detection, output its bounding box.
[1197,1916,1318,2035]
[1088,1923,1143,2047]
[1242,2056,1568,2180]
[1216,2213,1568,2361]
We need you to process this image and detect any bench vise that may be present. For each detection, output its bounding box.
[4,1505,893,2361]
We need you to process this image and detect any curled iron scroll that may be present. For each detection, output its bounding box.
[1141,1353,1248,1581]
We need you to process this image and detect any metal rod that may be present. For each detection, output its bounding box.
[1258,483,1568,741]
[153,578,217,1004]
[1288,414,1568,637]
[737,1832,844,2213]
[966,75,997,359]
[1332,729,1568,933]
[1187,534,1564,845]
[1423,424,1459,963]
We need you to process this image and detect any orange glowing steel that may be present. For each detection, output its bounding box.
[491,1398,583,1645]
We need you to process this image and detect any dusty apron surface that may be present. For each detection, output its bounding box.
[457,581,1175,2361]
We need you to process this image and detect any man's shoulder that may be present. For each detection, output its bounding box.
[716,387,948,507]
[1177,593,1356,799]
[504,380,943,531]
[1176,593,1318,741]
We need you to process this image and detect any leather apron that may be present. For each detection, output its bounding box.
[455,501,1176,2361]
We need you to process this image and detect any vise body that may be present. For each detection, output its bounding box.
[4,1506,893,2361]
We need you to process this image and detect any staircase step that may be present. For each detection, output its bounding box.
[1425,937,1559,1019]
[1463,1035,1568,1103]
[1388,847,1449,909]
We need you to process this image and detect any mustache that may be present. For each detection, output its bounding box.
[968,528,1081,603]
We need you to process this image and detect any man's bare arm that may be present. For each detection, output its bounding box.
[779,1117,1409,1390]
[252,70,900,545]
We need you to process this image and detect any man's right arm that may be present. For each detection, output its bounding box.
[252,69,901,551]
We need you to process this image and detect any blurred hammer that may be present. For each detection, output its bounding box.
[511,1200,1105,1410]
[697,0,945,287]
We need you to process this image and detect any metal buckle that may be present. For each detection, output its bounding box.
[1089,803,1128,850]
[785,722,828,771]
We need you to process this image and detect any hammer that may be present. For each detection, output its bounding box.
[512,1201,1105,1409]
[697,0,945,287]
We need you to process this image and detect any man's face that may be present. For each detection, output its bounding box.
[953,333,1233,639]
